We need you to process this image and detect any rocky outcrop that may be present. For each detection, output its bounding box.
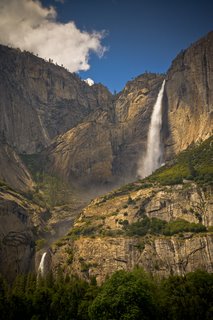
[52,182,213,283]
[165,31,213,156]
[75,183,213,230]
[52,234,213,285]
[0,45,113,153]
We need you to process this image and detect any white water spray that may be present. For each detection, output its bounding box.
[138,80,165,178]
[38,252,47,277]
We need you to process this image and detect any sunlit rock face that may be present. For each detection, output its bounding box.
[46,73,164,188]
[164,31,213,158]
[0,31,212,283]
[52,183,213,284]
[0,31,212,189]
[47,28,213,188]
[0,43,164,188]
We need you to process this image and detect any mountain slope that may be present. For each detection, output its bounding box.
[52,137,213,284]
[0,31,213,281]
[0,31,213,190]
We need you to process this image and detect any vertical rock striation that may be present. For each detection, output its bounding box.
[165,31,213,156]
[0,45,113,153]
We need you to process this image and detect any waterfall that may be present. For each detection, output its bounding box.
[38,252,47,277]
[138,80,165,178]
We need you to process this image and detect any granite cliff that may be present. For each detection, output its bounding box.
[52,137,213,283]
[0,31,213,281]
[164,31,213,156]
[47,73,164,188]
[0,44,113,154]
[47,32,213,187]
[0,32,213,190]
[0,185,47,282]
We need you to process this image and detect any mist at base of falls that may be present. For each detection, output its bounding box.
[137,80,165,179]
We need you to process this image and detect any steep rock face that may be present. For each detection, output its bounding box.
[165,31,213,156]
[52,234,213,285]
[47,74,164,187]
[52,182,213,283]
[1,32,213,284]
[0,31,213,186]
[0,45,113,153]
[0,188,44,281]
[75,183,213,232]
[0,143,34,192]
[112,74,165,181]
[48,111,114,187]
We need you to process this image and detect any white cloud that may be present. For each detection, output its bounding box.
[0,0,106,72]
[84,78,95,86]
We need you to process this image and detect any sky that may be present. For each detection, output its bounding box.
[0,0,212,92]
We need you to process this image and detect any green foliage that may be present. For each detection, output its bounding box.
[34,173,74,208]
[127,196,136,205]
[97,182,154,204]
[160,270,213,320]
[126,217,167,236]
[69,224,100,237]
[102,229,124,237]
[35,238,46,251]
[90,137,212,208]
[149,136,213,186]
[126,217,207,236]
[208,226,213,232]
[0,272,98,320]
[0,269,213,319]
[21,154,76,208]
[89,268,157,320]
[119,219,129,227]
[20,154,44,179]
[163,219,206,235]
[54,239,66,247]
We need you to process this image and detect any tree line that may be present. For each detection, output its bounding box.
[0,268,212,319]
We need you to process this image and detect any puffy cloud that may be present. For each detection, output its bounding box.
[0,0,106,72]
[84,78,95,86]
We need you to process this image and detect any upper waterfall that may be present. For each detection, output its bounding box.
[138,80,165,178]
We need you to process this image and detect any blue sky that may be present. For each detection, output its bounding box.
[41,0,213,92]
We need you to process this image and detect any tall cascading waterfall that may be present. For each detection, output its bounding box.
[138,80,165,178]
[37,252,47,277]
